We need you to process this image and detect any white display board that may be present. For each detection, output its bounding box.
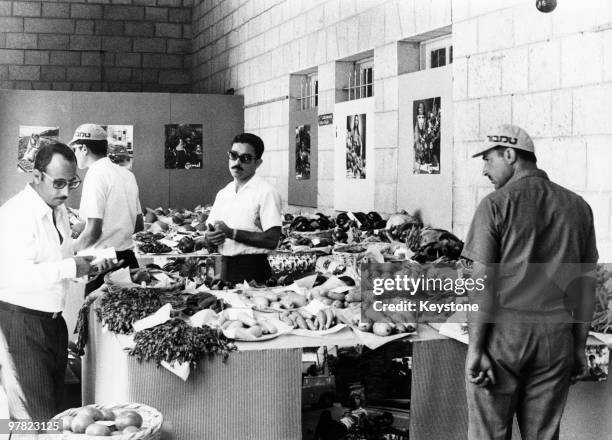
[333,98,375,212]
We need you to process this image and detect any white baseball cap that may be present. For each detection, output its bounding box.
[472,124,535,157]
[68,124,107,145]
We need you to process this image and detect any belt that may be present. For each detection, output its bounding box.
[0,300,62,319]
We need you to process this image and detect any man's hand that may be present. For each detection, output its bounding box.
[213,221,233,237]
[71,220,86,239]
[74,256,95,277]
[570,347,589,384]
[205,230,226,246]
[92,258,124,275]
[466,348,496,390]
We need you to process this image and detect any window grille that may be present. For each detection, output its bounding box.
[298,73,318,110]
[345,58,373,100]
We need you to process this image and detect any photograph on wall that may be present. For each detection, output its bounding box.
[413,97,441,174]
[345,114,366,179]
[103,125,133,170]
[164,124,203,169]
[295,124,311,180]
[17,126,60,173]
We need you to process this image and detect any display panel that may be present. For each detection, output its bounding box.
[295,124,311,180]
[413,97,441,174]
[345,114,366,179]
[17,125,60,173]
[164,124,203,169]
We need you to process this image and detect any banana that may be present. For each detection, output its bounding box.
[316,310,326,330]
[305,318,317,331]
[324,308,334,330]
[236,312,257,327]
[294,313,308,329]
[258,319,278,334]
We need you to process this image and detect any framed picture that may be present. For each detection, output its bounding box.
[345,113,366,179]
[413,97,441,174]
[103,125,133,169]
[164,124,203,169]
[295,124,311,180]
[17,125,60,173]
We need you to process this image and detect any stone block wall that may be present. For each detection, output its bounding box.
[0,0,192,92]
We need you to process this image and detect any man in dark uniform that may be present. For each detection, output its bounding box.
[462,124,598,440]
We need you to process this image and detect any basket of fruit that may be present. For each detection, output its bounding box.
[54,403,163,439]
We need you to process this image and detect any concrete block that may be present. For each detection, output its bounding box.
[39,35,69,51]
[552,1,601,37]
[50,50,80,66]
[604,29,612,82]
[156,23,182,38]
[452,140,469,168]
[451,0,470,23]
[315,29,327,65]
[169,8,192,24]
[383,76,398,112]
[375,147,399,184]
[453,56,468,101]
[105,67,132,82]
[9,65,40,81]
[453,147,486,187]
[585,135,612,191]
[13,1,41,17]
[75,20,95,35]
[478,9,513,53]
[134,0,158,5]
[51,81,70,91]
[561,33,603,88]
[158,0,183,7]
[66,66,100,82]
[338,0,356,20]
[5,34,37,50]
[468,53,502,98]
[453,99,480,141]
[32,81,51,90]
[326,27,339,61]
[501,46,528,94]
[323,0,340,27]
[168,39,191,54]
[550,89,572,137]
[345,16,360,56]
[479,95,512,138]
[452,19,478,59]
[25,50,49,65]
[24,18,74,34]
[81,52,102,66]
[42,3,70,18]
[134,38,166,53]
[375,43,397,79]
[513,2,552,46]
[0,2,10,16]
[159,70,190,85]
[317,179,334,210]
[535,137,587,191]
[453,185,479,224]
[375,111,398,149]
[103,6,144,21]
[374,182,397,214]
[71,4,103,20]
[512,91,552,138]
[124,22,154,37]
[573,84,612,136]
[384,0,401,43]
[12,80,33,90]
[70,35,101,51]
[95,20,124,35]
[146,7,168,21]
[468,0,505,17]
[397,0,416,38]
[0,17,23,33]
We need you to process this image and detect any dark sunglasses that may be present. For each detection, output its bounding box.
[227,150,256,164]
[41,171,82,190]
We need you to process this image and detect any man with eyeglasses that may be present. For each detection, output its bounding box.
[69,124,144,294]
[0,143,115,421]
[198,133,282,283]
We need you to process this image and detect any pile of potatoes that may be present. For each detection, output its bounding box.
[242,289,308,310]
[219,311,278,339]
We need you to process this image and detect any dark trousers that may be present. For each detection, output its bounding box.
[84,249,139,295]
[221,254,272,284]
[0,307,68,420]
[466,321,574,440]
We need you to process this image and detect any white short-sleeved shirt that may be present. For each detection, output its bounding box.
[0,185,76,312]
[79,157,141,251]
[207,174,282,256]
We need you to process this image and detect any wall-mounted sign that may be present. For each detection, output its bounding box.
[318,113,333,126]
[18,125,60,173]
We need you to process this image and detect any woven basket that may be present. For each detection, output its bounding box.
[331,243,391,273]
[54,403,163,440]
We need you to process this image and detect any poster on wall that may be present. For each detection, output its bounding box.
[345,113,366,179]
[17,125,60,173]
[413,97,441,174]
[295,124,311,180]
[164,124,203,169]
[103,125,133,168]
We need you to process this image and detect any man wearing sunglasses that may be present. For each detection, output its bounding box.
[69,124,144,294]
[200,133,282,283]
[0,143,116,421]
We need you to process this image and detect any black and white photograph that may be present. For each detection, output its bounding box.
[295,124,311,180]
[1,2,611,440]
[17,125,60,173]
[346,113,366,179]
[413,97,441,174]
[164,124,203,169]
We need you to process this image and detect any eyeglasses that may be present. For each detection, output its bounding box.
[227,150,256,164]
[41,171,82,190]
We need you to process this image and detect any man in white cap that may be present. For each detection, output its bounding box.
[69,124,143,294]
[461,124,598,439]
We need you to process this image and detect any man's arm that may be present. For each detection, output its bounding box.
[74,218,103,251]
[466,261,497,389]
[214,222,281,250]
[570,266,597,383]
